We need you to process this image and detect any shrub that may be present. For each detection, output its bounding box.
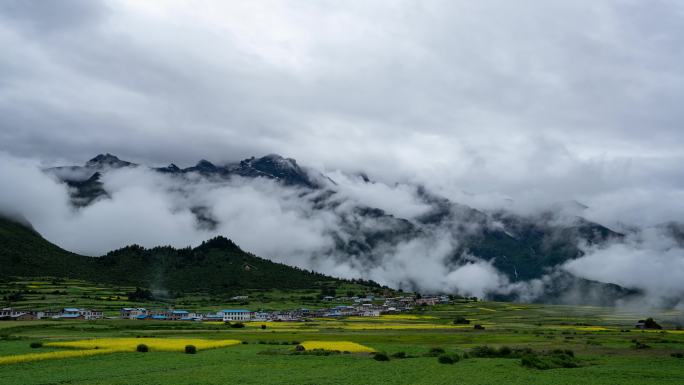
[185,345,197,354]
[521,350,579,370]
[453,316,470,325]
[634,341,651,349]
[136,344,149,353]
[474,324,485,330]
[295,344,305,352]
[373,352,390,361]
[641,317,662,330]
[391,351,407,359]
[29,342,43,349]
[261,324,267,330]
[670,353,683,358]
[230,322,245,329]
[470,345,533,358]
[552,349,574,357]
[426,347,445,356]
[469,345,498,357]
[521,353,549,370]
[241,341,248,345]
[438,353,459,364]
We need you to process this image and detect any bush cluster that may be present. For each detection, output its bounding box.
[437,353,460,364]
[29,342,43,349]
[294,348,342,356]
[184,345,197,354]
[425,347,446,357]
[520,350,579,370]
[136,344,149,353]
[469,345,532,358]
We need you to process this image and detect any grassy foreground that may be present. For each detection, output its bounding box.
[1,301,683,385]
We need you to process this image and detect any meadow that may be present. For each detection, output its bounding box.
[1,300,683,384]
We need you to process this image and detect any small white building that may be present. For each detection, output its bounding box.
[130,308,148,319]
[219,309,253,322]
[253,312,270,321]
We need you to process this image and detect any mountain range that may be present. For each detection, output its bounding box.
[38,153,644,305]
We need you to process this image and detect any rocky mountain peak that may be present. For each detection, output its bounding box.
[85,153,135,169]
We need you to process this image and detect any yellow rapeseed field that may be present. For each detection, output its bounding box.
[46,338,241,352]
[346,315,436,321]
[0,349,113,365]
[575,326,610,332]
[300,341,375,353]
[340,323,471,330]
[245,322,310,328]
[0,338,242,366]
[553,325,612,332]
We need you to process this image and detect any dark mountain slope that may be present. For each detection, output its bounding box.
[0,216,95,278]
[462,213,622,281]
[0,215,380,293]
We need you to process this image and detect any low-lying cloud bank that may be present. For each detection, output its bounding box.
[2,152,684,308]
[564,229,684,309]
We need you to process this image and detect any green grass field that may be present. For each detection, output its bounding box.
[0,277,378,314]
[1,300,683,384]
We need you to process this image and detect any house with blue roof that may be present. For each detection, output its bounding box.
[218,309,254,322]
[57,308,102,320]
[168,310,189,320]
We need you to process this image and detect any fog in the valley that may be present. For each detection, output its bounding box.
[2,152,684,308]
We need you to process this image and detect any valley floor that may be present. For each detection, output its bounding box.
[1,302,683,384]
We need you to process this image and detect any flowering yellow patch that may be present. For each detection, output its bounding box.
[575,326,610,332]
[340,323,471,330]
[639,329,684,334]
[45,338,241,352]
[300,341,375,353]
[346,315,437,321]
[0,349,113,365]
[245,322,310,328]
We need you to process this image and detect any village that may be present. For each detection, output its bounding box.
[1,294,454,322]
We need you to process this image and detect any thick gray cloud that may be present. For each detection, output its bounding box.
[1,3,683,225]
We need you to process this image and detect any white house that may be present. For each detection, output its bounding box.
[219,309,253,322]
[59,308,103,320]
[130,308,148,319]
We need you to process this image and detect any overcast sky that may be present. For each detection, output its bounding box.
[1,0,684,224]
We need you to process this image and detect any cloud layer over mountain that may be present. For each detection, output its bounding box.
[1,1,684,229]
[2,152,684,309]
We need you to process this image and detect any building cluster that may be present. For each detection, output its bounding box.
[0,307,103,321]
[118,295,452,322]
[1,294,454,322]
